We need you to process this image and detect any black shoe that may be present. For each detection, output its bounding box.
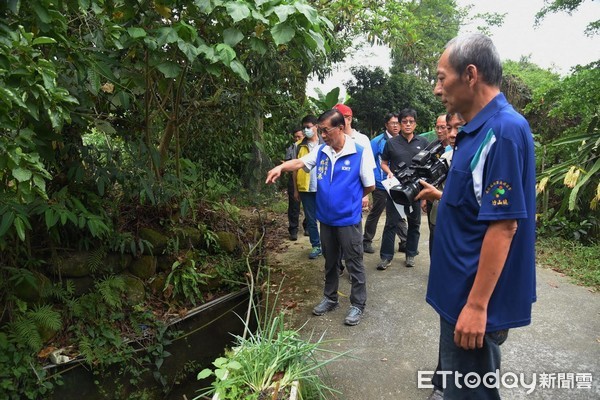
[312,298,339,316]
[303,230,310,236]
[289,232,298,241]
[398,241,406,253]
[344,306,363,326]
[363,242,375,253]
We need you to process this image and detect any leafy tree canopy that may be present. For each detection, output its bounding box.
[345,66,445,136]
[535,0,599,36]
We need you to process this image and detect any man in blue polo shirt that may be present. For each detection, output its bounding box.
[266,109,375,326]
[416,33,536,399]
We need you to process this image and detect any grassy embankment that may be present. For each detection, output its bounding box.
[536,237,600,291]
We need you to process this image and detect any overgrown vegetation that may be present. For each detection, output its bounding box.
[0,0,598,398]
[1,0,332,396]
[536,237,600,290]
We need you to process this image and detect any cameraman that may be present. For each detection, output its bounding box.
[378,108,429,269]
[362,112,408,255]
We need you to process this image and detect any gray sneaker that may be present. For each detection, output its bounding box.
[344,306,363,326]
[312,298,339,316]
[426,389,444,400]
[405,255,416,267]
[376,258,392,270]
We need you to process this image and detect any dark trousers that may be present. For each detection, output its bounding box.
[287,177,305,234]
[320,222,367,310]
[432,317,509,399]
[363,189,407,246]
[299,192,320,248]
[380,198,419,260]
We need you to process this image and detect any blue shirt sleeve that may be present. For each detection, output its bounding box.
[478,135,528,221]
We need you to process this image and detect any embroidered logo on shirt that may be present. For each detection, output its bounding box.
[317,158,329,180]
[485,180,512,206]
[341,159,351,171]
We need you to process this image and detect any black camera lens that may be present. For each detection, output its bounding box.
[389,182,420,206]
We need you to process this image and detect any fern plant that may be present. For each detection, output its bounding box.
[85,247,108,274]
[108,231,153,256]
[65,276,132,366]
[96,275,126,308]
[9,305,62,352]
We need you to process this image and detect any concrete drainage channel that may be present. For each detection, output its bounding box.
[45,288,256,400]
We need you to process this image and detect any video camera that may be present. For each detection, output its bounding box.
[389,140,449,206]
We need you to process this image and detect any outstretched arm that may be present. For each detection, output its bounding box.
[266,159,305,184]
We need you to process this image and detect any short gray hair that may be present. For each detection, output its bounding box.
[445,33,502,87]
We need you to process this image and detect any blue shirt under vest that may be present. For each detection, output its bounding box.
[371,132,391,190]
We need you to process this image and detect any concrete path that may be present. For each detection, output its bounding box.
[269,214,600,399]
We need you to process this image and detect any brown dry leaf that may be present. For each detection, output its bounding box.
[284,300,298,309]
[547,282,559,288]
[38,346,57,359]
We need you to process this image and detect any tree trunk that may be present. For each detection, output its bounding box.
[243,108,273,195]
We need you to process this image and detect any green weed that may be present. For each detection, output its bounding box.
[196,312,345,400]
[536,237,600,290]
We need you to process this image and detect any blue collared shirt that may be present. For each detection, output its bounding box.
[427,93,537,332]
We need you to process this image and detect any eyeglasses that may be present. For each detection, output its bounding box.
[387,121,400,126]
[401,119,416,125]
[435,125,448,130]
[317,126,337,135]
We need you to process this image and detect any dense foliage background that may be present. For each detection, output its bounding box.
[0,0,597,398]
